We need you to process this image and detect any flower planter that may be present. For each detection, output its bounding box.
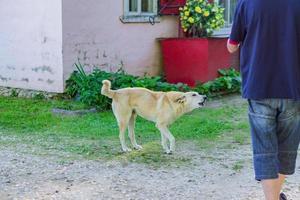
[159,0,186,15]
[159,37,232,87]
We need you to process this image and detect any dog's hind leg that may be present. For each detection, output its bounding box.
[160,133,168,153]
[112,103,132,152]
[156,123,175,154]
[128,111,142,150]
[118,117,132,152]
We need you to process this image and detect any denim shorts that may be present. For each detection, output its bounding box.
[248,99,300,181]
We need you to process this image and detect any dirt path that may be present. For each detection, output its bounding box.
[1,96,299,200]
[1,143,299,200]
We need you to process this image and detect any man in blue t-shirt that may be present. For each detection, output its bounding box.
[228,0,300,199]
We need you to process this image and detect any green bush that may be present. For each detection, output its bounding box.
[196,68,242,96]
[66,61,241,110]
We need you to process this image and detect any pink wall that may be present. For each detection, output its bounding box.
[62,0,179,84]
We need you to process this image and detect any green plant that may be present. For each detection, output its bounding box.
[66,61,241,110]
[194,68,241,96]
[232,160,244,172]
[33,92,46,100]
[10,89,19,97]
[65,61,111,110]
[233,132,248,145]
[179,0,225,37]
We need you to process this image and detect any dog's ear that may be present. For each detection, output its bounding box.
[175,96,186,104]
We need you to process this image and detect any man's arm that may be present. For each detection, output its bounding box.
[228,0,245,54]
[227,39,240,54]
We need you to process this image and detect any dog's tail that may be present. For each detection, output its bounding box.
[101,80,115,98]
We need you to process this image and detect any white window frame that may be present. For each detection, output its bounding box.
[121,0,159,23]
[213,0,236,37]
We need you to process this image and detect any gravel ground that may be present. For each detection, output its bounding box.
[1,140,299,200]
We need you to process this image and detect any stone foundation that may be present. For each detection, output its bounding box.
[0,87,57,99]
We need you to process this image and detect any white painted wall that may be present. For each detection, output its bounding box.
[0,0,63,92]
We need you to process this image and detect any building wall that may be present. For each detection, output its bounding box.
[0,0,63,92]
[62,0,179,84]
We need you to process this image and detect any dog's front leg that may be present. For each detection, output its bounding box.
[160,133,168,152]
[156,123,175,154]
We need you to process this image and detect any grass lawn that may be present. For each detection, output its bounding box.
[0,95,249,166]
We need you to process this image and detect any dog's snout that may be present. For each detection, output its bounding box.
[198,95,207,107]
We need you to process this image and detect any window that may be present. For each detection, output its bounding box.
[218,0,238,27]
[213,0,238,36]
[121,0,159,23]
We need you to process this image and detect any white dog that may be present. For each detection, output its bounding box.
[101,80,207,154]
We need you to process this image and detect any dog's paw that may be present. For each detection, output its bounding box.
[133,145,143,150]
[165,150,173,155]
[122,147,132,152]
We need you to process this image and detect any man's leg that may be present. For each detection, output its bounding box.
[248,99,280,199]
[273,100,300,199]
[261,174,285,200]
[253,99,300,200]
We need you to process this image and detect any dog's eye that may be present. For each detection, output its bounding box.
[192,94,197,97]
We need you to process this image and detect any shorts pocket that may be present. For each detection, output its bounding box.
[248,99,276,118]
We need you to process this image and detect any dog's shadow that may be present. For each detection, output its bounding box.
[114,141,192,168]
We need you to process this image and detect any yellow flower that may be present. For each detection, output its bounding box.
[203,11,210,17]
[184,11,190,16]
[195,6,202,13]
[188,17,195,23]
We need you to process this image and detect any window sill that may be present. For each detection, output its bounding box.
[120,15,161,24]
[212,27,231,38]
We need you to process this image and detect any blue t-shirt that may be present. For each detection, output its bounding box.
[230,0,300,100]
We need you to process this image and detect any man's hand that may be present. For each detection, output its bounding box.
[227,39,240,53]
